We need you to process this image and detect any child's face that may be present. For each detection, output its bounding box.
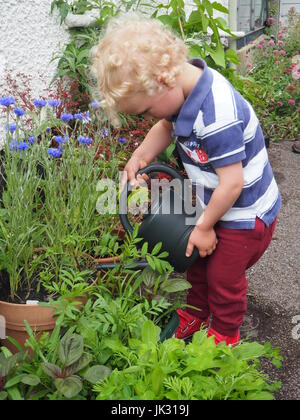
[117,85,185,121]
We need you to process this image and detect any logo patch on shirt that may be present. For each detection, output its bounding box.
[179,142,210,165]
[195,148,209,163]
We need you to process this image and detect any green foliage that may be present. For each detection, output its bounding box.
[93,320,281,400]
[153,0,237,68]
[50,0,238,101]
[1,323,111,400]
[0,349,29,400]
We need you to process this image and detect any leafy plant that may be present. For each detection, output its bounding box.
[94,319,282,400]
[41,332,110,399]
[0,348,29,400]
[1,321,112,400]
[153,0,238,68]
[50,0,238,106]
[137,265,191,301]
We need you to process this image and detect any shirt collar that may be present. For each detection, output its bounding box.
[173,58,213,138]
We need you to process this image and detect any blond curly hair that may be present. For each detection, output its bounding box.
[90,13,188,126]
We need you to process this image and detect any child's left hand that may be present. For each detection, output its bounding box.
[186,225,218,258]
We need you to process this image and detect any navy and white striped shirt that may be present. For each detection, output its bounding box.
[173,59,281,229]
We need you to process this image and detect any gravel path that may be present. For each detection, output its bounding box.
[243,140,300,400]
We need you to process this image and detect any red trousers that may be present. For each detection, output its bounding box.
[186,217,277,336]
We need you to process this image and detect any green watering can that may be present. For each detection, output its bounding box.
[119,163,199,273]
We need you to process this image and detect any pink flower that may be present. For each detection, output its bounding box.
[257,44,263,49]
[268,39,275,46]
[277,101,283,107]
[297,107,300,113]
[288,99,296,105]
[279,50,286,55]
[292,71,300,80]
[273,49,279,55]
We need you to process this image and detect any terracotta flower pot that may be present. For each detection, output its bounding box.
[0,300,56,354]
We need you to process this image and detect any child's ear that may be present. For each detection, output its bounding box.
[156,75,169,87]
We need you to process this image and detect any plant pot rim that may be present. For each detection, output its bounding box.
[94,256,120,264]
[0,299,46,308]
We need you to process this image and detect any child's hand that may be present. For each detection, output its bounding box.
[186,225,218,258]
[122,155,149,189]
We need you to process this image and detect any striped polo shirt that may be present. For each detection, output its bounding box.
[173,58,281,229]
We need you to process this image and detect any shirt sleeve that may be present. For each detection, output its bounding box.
[200,119,246,169]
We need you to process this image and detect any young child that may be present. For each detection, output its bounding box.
[91,13,281,346]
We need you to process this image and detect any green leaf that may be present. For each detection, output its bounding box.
[59,334,84,367]
[68,353,93,375]
[156,15,177,28]
[203,0,213,16]
[4,375,24,388]
[141,266,157,288]
[212,2,229,14]
[7,386,23,400]
[141,242,148,256]
[246,391,275,400]
[188,43,204,59]
[232,342,266,361]
[161,278,192,293]
[151,366,165,396]
[84,365,111,384]
[21,374,40,386]
[215,17,230,32]
[146,255,156,271]
[152,242,162,256]
[54,376,82,399]
[41,362,63,379]
[142,320,160,345]
[0,391,7,400]
[209,42,226,67]
[225,48,240,65]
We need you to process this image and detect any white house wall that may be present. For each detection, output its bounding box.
[0,0,70,143]
[280,0,300,20]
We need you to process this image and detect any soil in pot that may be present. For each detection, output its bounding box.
[0,270,95,354]
[0,270,56,353]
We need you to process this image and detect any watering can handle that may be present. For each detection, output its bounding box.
[119,162,185,233]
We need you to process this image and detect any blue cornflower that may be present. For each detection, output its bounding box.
[74,113,83,121]
[28,136,36,144]
[90,101,99,108]
[54,135,69,145]
[48,99,61,107]
[119,137,127,144]
[46,127,51,133]
[60,113,73,122]
[81,111,90,124]
[4,123,17,133]
[0,96,15,107]
[48,148,62,158]
[78,136,92,145]
[54,135,64,144]
[13,108,25,117]
[9,140,29,151]
[33,99,47,108]
[102,127,108,137]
